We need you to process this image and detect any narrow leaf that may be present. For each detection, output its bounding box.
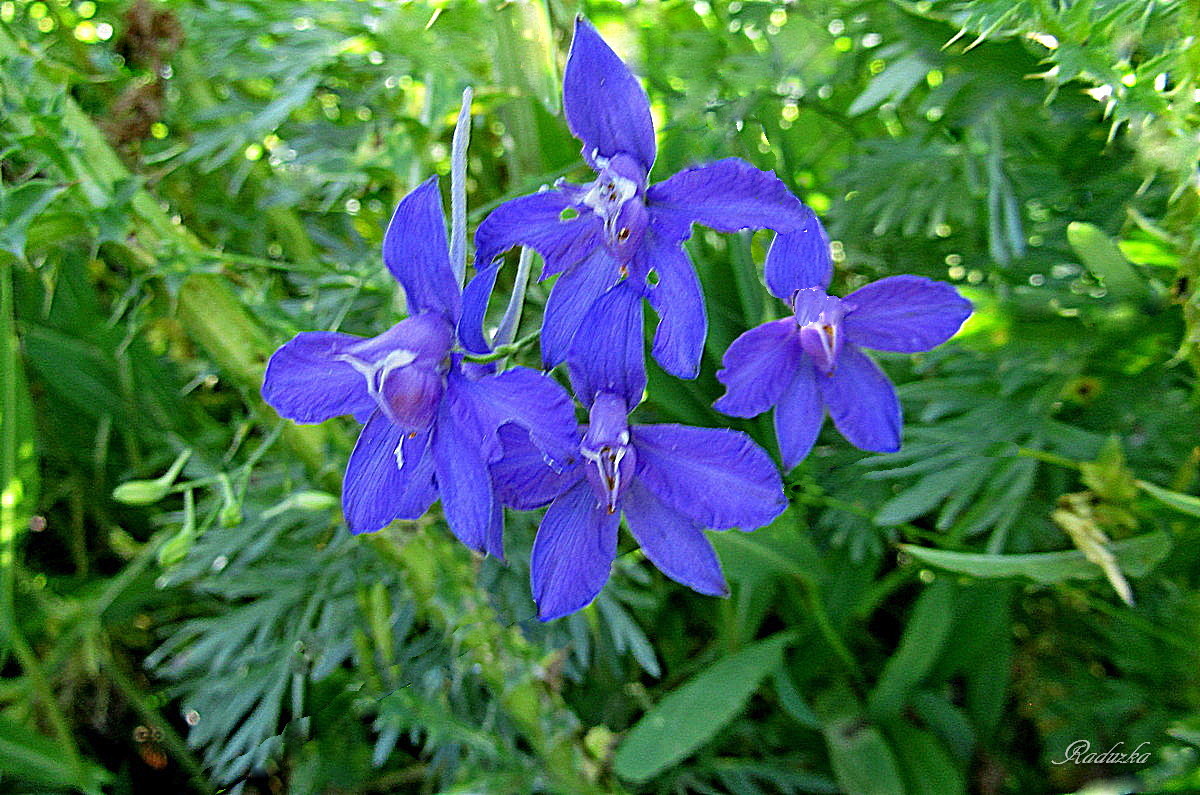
[869,578,957,718]
[848,54,929,116]
[816,682,906,795]
[1138,479,1200,519]
[899,533,1170,585]
[614,631,796,782]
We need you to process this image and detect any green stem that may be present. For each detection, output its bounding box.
[855,565,917,621]
[800,581,863,685]
[9,623,86,780]
[1015,446,1080,470]
[374,533,616,794]
[1,261,21,666]
[103,657,212,792]
[462,331,540,363]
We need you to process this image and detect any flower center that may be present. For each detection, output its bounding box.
[792,288,845,374]
[337,347,448,433]
[579,154,648,261]
[580,392,637,513]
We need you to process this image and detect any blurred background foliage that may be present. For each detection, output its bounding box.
[1,0,1199,792]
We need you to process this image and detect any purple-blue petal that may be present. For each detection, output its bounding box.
[542,247,625,368]
[842,275,972,353]
[623,480,728,596]
[377,364,444,432]
[491,424,581,510]
[262,332,377,424]
[431,397,496,553]
[563,17,656,174]
[485,496,505,561]
[473,188,603,279]
[646,158,807,243]
[342,413,436,534]
[819,345,901,453]
[531,479,619,621]
[382,177,461,322]
[631,424,786,530]
[774,357,823,469]
[713,319,804,418]
[448,366,579,466]
[363,314,456,363]
[764,217,833,301]
[641,236,706,379]
[457,261,499,355]
[568,280,646,411]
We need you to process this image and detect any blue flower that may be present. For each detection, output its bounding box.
[491,390,787,620]
[459,16,808,381]
[262,177,577,555]
[714,220,973,468]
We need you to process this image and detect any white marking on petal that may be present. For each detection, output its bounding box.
[335,353,374,380]
[338,348,419,398]
[380,348,418,370]
[394,438,405,470]
[581,172,638,217]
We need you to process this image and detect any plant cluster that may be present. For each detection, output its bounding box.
[262,18,970,622]
[2,2,1199,793]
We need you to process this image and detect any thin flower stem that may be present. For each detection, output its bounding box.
[103,656,212,791]
[450,86,473,289]
[494,246,534,347]
[462,331,540,363]
[1016,446,1080,470]
[9,623,86,779]
[799,582,863,685]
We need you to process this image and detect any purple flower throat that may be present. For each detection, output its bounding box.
[579,393,636,513]
[568,152,649,268]
[792,287,845,375]
[335,317,453,433]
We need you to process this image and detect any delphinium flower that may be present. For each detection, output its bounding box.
[489,355,787,619]
[714,219,972,468]
[262,177,577,556]
[459,16,809,380]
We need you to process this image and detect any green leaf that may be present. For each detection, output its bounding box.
[614,631,796,782]
[848,53,929,116]
[1067,221,1145,297]
[0,714,110,793]
[815,682,906,795]
[1,264,38,659]
[869,578,957,718]
[491,0,560,114]
[884,721,966,795]
[899,533,1171,584]
[874,463,986,526]
[772,668,821,729]
[176,274,276,388]
[596,594,661,677]
[712,508,825,584]
[1138,479,1200,519]
[0,181,67,257]
[1079,436,1138,504]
